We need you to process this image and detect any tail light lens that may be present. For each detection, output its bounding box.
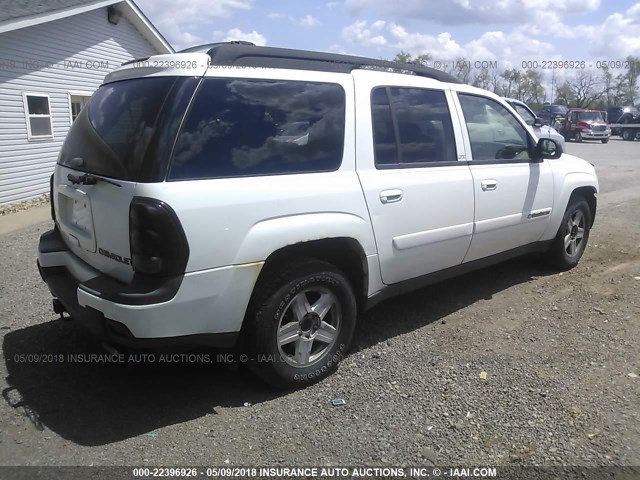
[129,197,189,276]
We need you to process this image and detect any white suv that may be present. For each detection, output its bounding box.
[38,43,598,388]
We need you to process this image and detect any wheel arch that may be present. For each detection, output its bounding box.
[253,237,369,309]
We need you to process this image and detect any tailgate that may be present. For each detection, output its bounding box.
[54,165,135,283]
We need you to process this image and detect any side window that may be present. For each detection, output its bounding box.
[513,104,535,126]
[458,94,531,161]
[169,79,345,180]
[371,87,457,167]
[570,111,578,122]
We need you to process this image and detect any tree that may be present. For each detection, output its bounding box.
[393,51,433,67]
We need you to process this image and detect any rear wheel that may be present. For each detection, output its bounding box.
[244,258,356,389]
[574,131,583,143]
[547,197,592,270]
[622,129,634,141]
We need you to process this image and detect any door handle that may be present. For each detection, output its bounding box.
[481,180,497,191]
[380,189,403,204]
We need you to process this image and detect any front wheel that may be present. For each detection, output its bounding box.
[574,132,583,143]
[547,197,592,270]
[601,138,609,144]
[244,259,357,389]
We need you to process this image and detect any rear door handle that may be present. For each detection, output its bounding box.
[481,180,497,191]
[380,189,403,204]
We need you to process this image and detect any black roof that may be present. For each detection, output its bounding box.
[0,0,97,23]
[179,42,461,83]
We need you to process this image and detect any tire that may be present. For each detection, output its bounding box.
[244,258,357,389]
[601,138,609,144]
[622,129,633,141]
[574,132,583,143]
[548,197,592,270]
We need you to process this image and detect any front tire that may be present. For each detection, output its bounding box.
[574,132,583,143]
[601,138,609,144]
[244,259,356,389]
[548,197,592,270]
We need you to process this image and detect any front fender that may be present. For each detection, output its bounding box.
[541,171,599,241]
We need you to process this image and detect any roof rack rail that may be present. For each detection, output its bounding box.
[179,42,461,84]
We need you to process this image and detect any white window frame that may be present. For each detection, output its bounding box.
[22,92,54,141]
[67,90,93,125]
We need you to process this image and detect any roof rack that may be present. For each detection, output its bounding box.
[178,42,461,84]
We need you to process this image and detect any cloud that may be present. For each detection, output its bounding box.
[344,0,600,25]
[580,2,640,58]
[387,23,557,69]
[267,13,322,27]
[136,0,254,50]
[214,28,267,46]
[295,14,322,27]
[342,20,387,47]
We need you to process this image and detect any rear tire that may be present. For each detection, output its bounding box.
[547,197,592,270]
[622,129,633,141]
[244,258,356,389]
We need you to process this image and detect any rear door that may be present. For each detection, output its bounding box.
[354,71,474,285]
[453,92,554,262]
[54,73,199,282]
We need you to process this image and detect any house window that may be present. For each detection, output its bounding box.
[23,93,53,140]
[68,92,92,123]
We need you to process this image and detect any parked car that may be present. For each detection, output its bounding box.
[537,104,568,126]
[558,109,611,143]
[37,43,599,388]
[504,98,566,150]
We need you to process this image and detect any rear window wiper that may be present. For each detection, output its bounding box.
[67,173,121,188]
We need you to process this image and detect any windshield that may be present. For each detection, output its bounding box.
[551,106,568,114]
[577,111,604,122]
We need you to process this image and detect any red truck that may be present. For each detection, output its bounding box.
[554,109,612,143]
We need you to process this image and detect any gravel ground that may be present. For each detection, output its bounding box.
[0,139,639,468]
[0,195,49,217]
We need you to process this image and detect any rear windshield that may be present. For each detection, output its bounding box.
[58,77,198,182]
[168,79,346,180]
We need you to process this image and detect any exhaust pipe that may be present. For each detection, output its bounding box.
[52,298,69,320]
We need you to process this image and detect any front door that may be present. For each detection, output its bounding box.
[455,93,554,262]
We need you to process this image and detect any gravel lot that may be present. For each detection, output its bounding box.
[0,138,638,468]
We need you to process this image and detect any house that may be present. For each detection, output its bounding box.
[0,0,173,205]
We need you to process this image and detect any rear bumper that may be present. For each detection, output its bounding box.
[37,227,260,348]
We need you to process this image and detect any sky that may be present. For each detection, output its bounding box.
[136,0,640,88]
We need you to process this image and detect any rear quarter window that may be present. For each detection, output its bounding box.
[168,79,346,180]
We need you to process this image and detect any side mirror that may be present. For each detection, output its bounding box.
[534,138,562,161]
[533,117,545,127]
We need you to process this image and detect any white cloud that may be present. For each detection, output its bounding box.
[295,14,322,27]
[387,23,557,69]
[214,28,267,46]
[342,20,388,47]
[137,0,254,50]
[580,2,640,57]
[267,13,322,27]
[326,2,339,8]
[345,0,600,25]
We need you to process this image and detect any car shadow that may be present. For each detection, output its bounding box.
[2,255,556,446]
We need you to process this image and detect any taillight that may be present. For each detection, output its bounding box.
[129,197,189,276]
[49,173,56,221]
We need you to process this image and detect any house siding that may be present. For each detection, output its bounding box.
[0,7,161,205]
